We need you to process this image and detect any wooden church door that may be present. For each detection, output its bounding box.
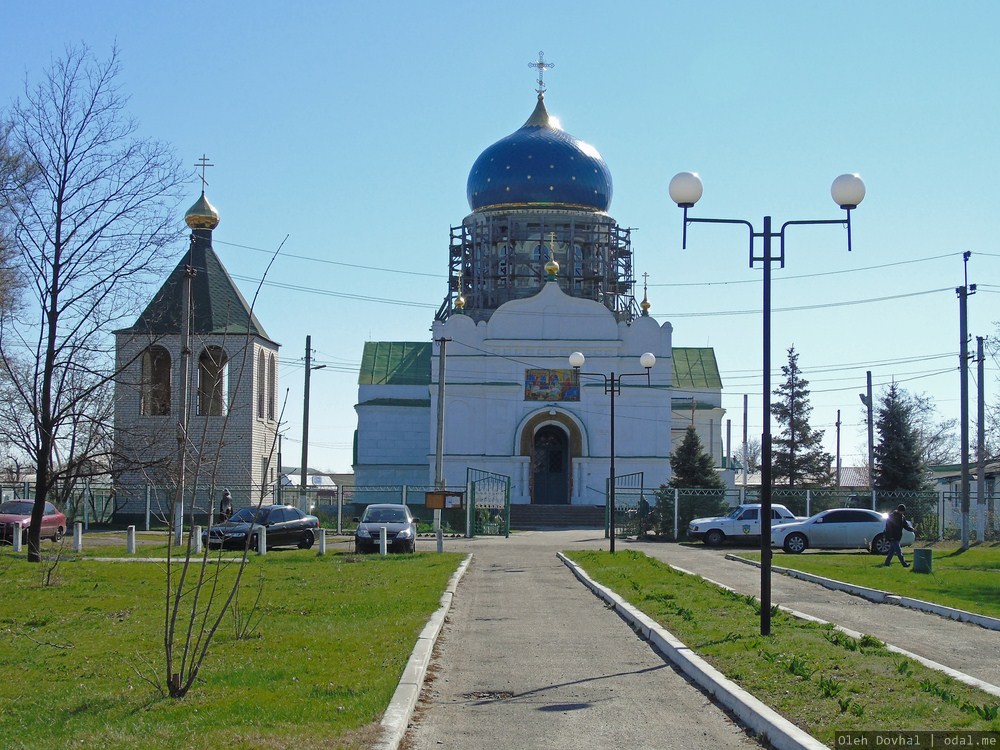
[532,425,569,504]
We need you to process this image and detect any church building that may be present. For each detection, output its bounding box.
[113,189,281,517]
[354,74,726,504]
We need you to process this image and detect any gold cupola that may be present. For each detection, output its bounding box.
[184,192,220,230]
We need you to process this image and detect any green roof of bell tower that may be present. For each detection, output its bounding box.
[121,228,273,342]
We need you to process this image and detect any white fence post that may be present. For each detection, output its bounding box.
[73,522,83,552]
[127,526,136,555]
[257,527,267,555]
[193,526,202,555]
[673,489,680,540]
[318,528,326,555]
[337,487,343,535]
[13,526,22,552]
[806,489,811,518]
[379,526,387,555]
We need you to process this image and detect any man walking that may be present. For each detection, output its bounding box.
[883,503,914,567]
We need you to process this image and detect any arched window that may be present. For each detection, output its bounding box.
[140,345,171,416]
[267,353,277,421]
[257,350,266,419]
[197,346,228,416]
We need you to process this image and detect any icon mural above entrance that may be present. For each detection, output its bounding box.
[524,369,579,401]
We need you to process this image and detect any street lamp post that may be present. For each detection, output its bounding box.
[569,351,656,553]
[667,171,865,635]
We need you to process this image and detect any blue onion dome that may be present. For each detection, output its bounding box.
[467,95,613,213]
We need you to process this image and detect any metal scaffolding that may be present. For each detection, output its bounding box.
[436,208,639,323]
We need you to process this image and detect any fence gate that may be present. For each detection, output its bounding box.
[606,472,645,538]
[467,468,511,538]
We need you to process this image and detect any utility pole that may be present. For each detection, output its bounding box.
[976,335,986,541]
[300,335,325,513]
[957,251,976,549]
[725,419,732,470]
[835,409,842,487]
[859,371,874,491]
[741,394,748,488]
[434,337,450,550]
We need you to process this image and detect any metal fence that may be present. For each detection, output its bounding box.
[3,481,996,542]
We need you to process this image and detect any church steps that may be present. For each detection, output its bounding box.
[509,504,605,530]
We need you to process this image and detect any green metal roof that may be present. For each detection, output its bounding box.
[357,342,722,390]
[671,348,722,390]
[358,342,432,385]
[121,232,272,341]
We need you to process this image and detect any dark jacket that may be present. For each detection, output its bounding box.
[884,510,913,542]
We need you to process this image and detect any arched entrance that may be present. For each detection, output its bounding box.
[532,425,570,504]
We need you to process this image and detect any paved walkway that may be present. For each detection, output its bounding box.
[402,531,766,750]
[402,531,1000,750]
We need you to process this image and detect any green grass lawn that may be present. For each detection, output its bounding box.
[740,542,1000,619]
[565,549,1000,745]
[0,546,463,750]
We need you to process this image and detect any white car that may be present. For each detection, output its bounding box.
[688,503,799,546]
[771,508,915,554]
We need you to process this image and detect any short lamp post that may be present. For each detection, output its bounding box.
[667,170,865,635]
[569,351,656,553]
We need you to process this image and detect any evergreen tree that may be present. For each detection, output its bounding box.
[771,346,832,487]
[873,382,925,490]
[668,425,725,489]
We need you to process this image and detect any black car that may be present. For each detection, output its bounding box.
[354,504,417,553]
[203,505,319,551]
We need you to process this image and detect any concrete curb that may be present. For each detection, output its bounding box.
[376,553,473,750]
[726,553,1000,632]
[558,552,827,750]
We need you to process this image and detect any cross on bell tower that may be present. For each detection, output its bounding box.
[194,154,214,193]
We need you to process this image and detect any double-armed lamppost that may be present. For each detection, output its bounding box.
[667,171,865,634]
[569,351,656,553]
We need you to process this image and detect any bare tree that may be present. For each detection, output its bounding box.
[909,392,959,466]
[734,436,761,474]
[0,45,186,562]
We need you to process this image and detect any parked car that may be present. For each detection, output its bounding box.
[688,503,799,546]
[0,500,66,544]
[771,508,916,554]
[354,504,417,553]
[203,505,319,551]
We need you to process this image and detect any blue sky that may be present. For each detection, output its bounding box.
[3,1,997,474]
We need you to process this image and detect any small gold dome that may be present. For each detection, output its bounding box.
[544,257,559,279]
[185,192,220,230]
[640,293,651,314]
[454,294,466,310]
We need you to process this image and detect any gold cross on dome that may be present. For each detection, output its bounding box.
[529,51,554,96]
[194,154,214,192]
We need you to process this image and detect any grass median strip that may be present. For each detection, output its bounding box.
[740,542,1000,619]
[0,549,463,750]
[564,549,1000,745]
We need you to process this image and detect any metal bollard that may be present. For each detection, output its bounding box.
[13,525,22,552]
[379,526,387,555]
[127,525,136,555]
[73,522,83,552]
[256,526,267,555]
[193,526,202,555]
[318,528,326,555]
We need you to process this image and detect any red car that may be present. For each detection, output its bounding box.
[0,499,66,544]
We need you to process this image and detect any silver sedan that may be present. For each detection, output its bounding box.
[771,508,915,554]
